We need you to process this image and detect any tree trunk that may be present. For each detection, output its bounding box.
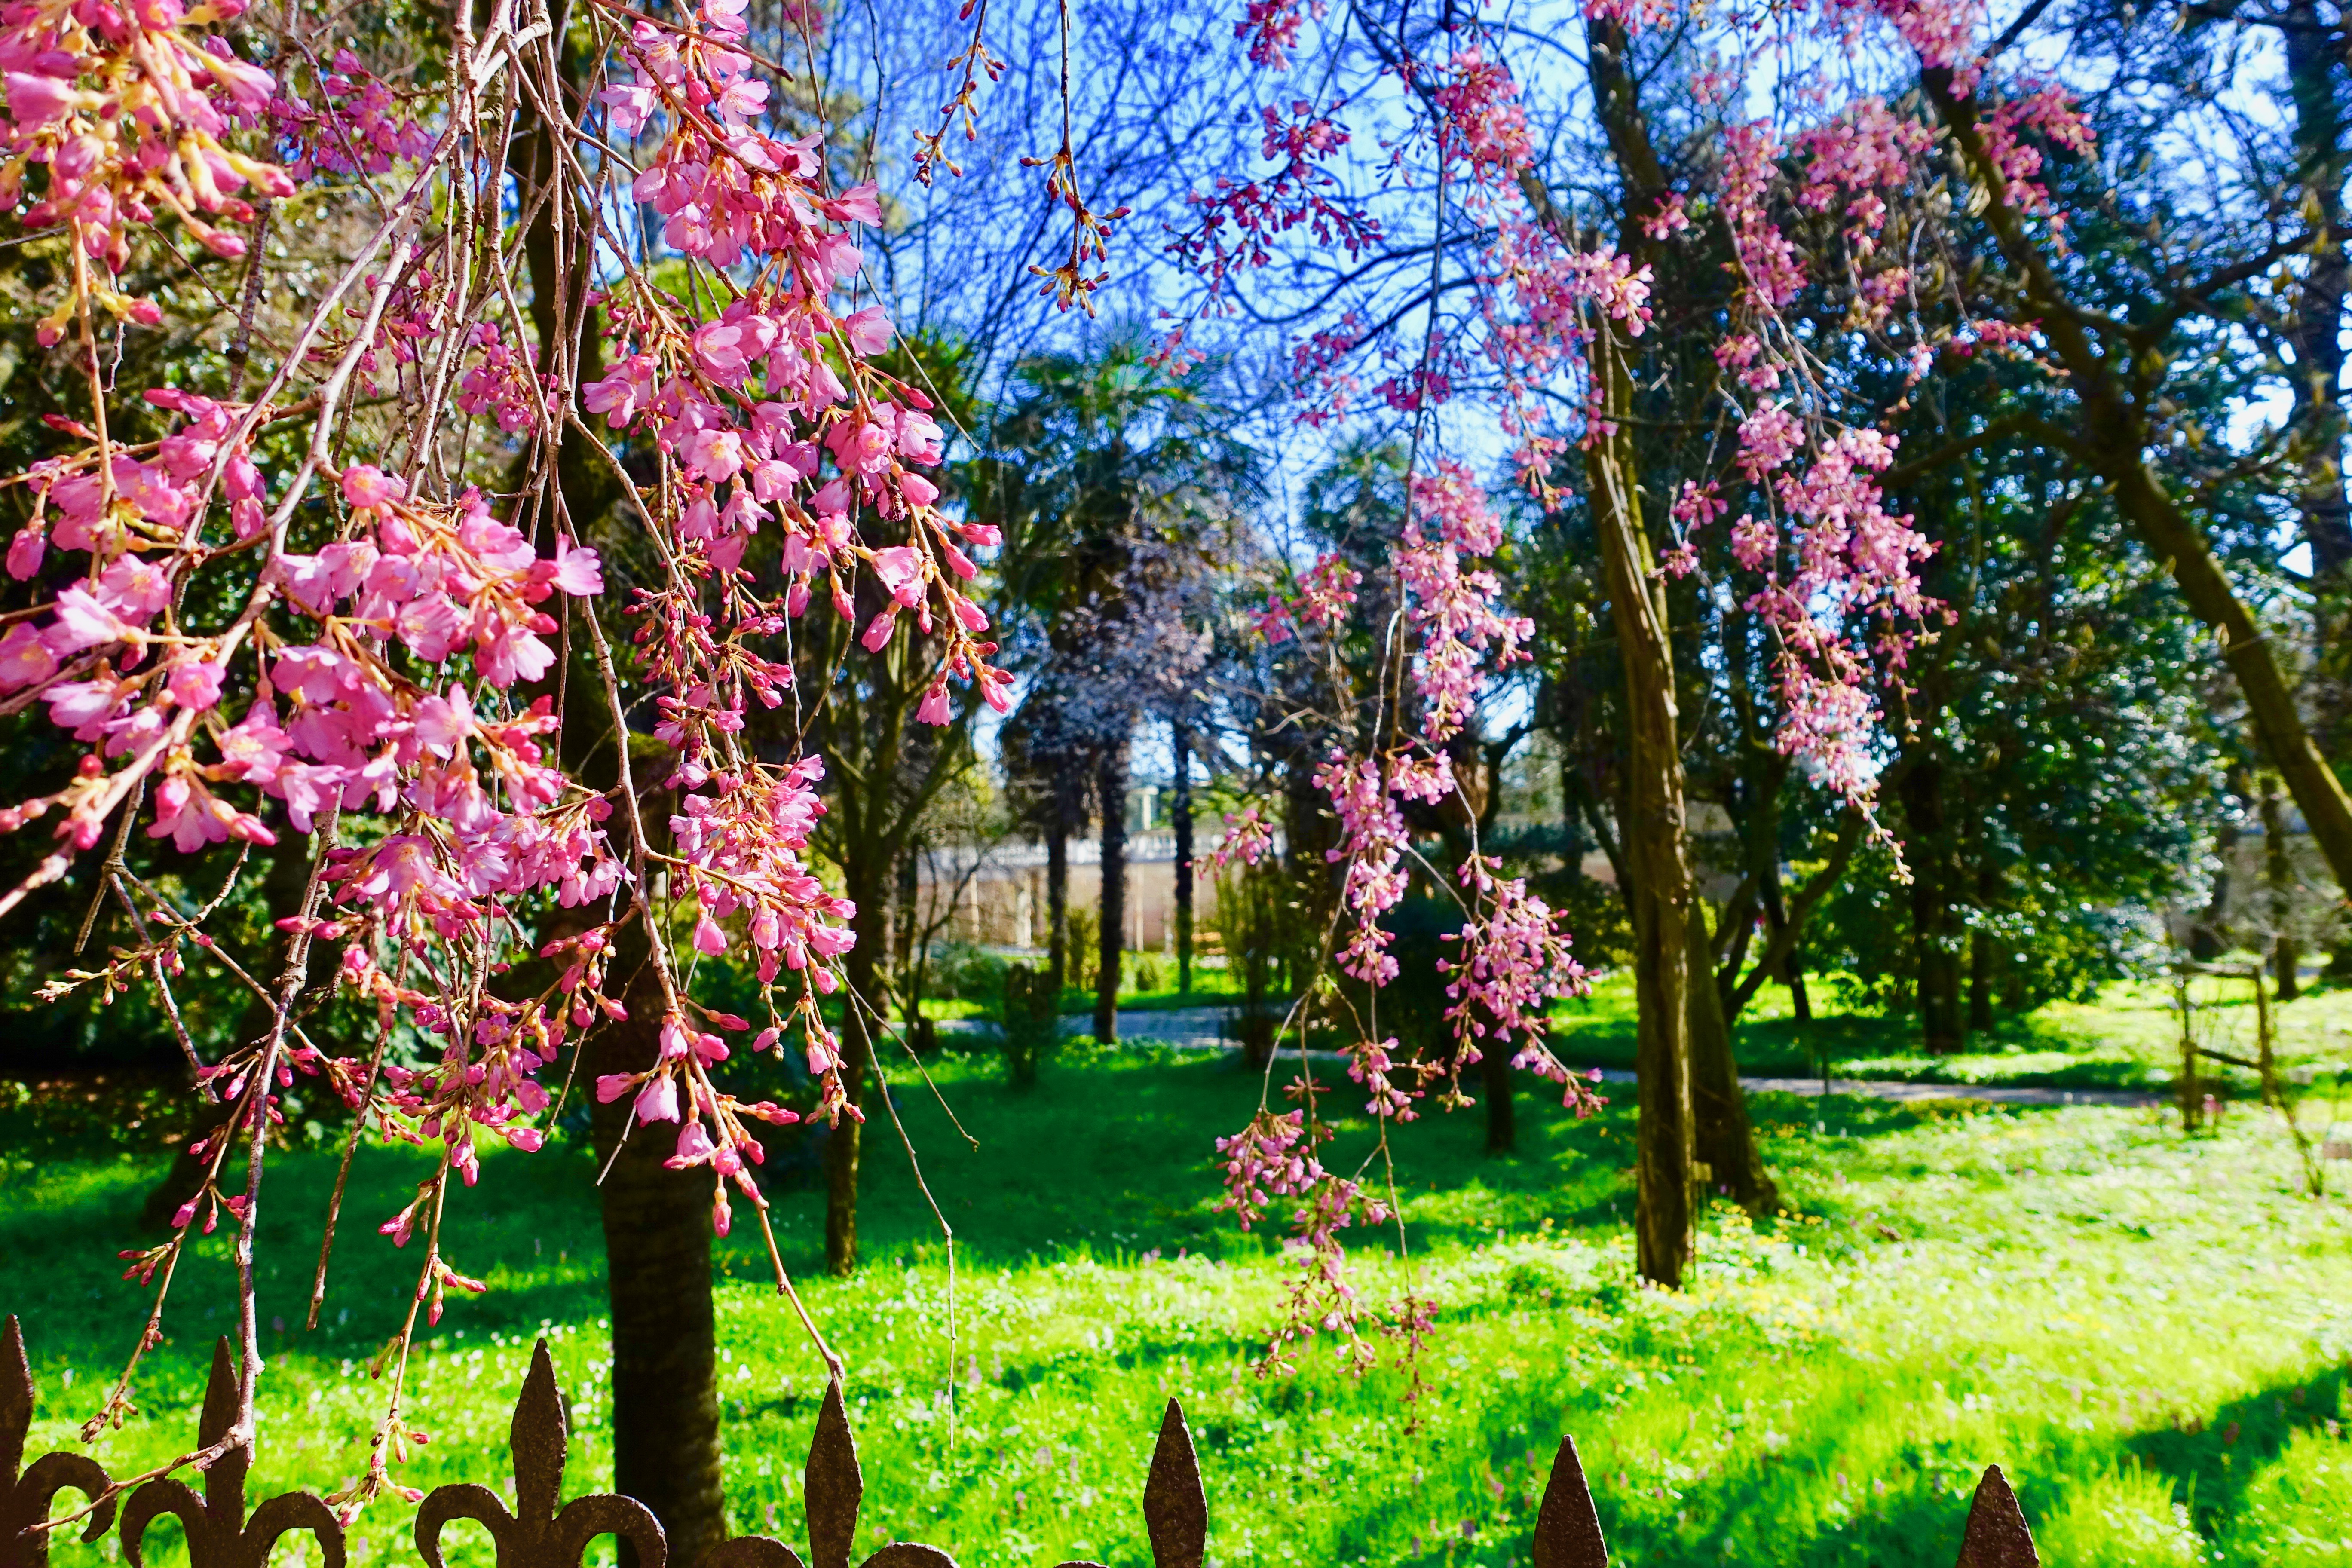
[1527,19,1697,1286]
[521,45,714,1540]
[1095,741,1128,1043]
[894,849,917,1004]
[593,929,724,1568]
[1928,68,2352,899]
[824,858,890,1277]
[1687,903,1778,1213]
[1968,861,1998,1031]
[1755,861,1813,1022]
[1173,723,1194,995]
[1046,778,1071,996]
[2264,773,2302,1000]
[1898,759,1963,1054]
[2286,0,2352,586]
[1969,927,1995,1032]
[512,0,612,536]
[1592,332,1696,1288]
[1482,1035,1515,1154]
[1760,864,1818,1024]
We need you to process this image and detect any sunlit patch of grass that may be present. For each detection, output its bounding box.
[1556,971,2352,1099]
[6,1051,2351,1568]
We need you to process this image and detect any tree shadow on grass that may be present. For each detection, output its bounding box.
[2122,1363,2350,1537]
[1,1138,616,1400]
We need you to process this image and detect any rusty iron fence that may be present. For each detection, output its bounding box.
[2,1317,2041,1568]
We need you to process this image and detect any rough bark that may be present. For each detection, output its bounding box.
[1687,903,1778,1213]
[2264,772,2302,1000]
[1046,773,1072,996]
[1548,17,1693,1286]
[1898,758,1964,1054]
[1483,1035,1516,1154]
[1928,67,2352,897]
[1173,723,1194,994]
[1094,742,1128,1043]
[2286,0,2352,585]
[1593,330,1696,1286]
[823,856,890,1277]
[592,923,724,1568]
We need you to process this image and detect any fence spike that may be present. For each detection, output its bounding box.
[195,1338,247,1517]
[1140,1398,1205,1568]
[1531,1435,1607,1568]
[1954,1466,2037,1568]
[511,1341,567,1526]
[0,1315,116,1568]
[804,1382,861,1568]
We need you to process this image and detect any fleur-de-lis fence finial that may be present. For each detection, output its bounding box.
[701,1380,953,1568]
[0,1315,115,1568]
[1954,1465,2037,1568]
[120,1339,346,1568]
[417,1340,666,1568]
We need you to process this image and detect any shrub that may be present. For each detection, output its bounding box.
[1000,964,1059,1089]
[1064,906,1099,992]
[927,940,1007,1005]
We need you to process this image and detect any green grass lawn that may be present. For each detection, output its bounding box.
[1552,970,2352,1095]
[5,1032,2351,1568]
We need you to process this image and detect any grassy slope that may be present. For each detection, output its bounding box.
[6,1031,2351,1568]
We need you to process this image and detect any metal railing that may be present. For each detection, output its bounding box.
[2,1317,2041,1568]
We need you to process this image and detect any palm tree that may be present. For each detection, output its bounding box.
[974,334,1259,1041]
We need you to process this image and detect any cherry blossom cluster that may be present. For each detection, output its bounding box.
[1173,12,1621,1380]
[0,0,289,338]
[1251,550,1360,643]
[1422,46,1534,180]
[592,1007,805,1239]
[0,0,1041,1486]
[588,0,1009,743]
[1233,0,1323,70]
[1207,805,1276,871]
[1213,1106,1389,1374]
[1166,95,1377,310]
[454,323,558,435]
[1397,461,1532,746]
[266,46,432,182]
[1439,857,1597,1093]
